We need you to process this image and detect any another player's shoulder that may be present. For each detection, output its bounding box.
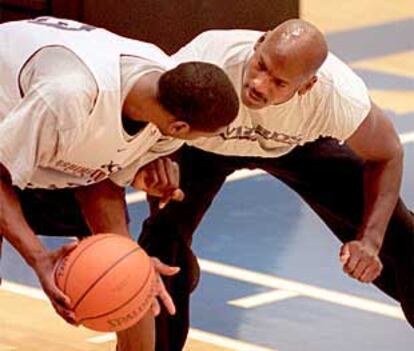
[192,29,262,46]
[174,29,262,66]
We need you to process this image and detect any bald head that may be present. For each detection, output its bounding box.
[264,19,328,77]
[242,19,328,108]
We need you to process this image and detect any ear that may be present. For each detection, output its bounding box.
[166,120,191,137]
[254,31,269,51]
[298,75,318,96]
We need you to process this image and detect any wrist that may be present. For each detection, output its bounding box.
[27,249,49,272]
[358,230,383,253]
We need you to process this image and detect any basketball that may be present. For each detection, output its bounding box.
[54,233,156,332]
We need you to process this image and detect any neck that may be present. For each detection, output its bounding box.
[122,71,165,125]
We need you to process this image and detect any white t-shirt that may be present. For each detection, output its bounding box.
[173,30,371,157]
[0,17,182,189]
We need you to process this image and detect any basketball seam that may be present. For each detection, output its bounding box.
[77,262,154,323]
[62,235,116,292]
[72,247,143,311]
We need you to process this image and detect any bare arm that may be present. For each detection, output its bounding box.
[341,102,403,282]
[0,164,48,268]
[0,163,77,323]
[346,102,403,249]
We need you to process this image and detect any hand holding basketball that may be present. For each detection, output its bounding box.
[33,242,79,325]
[54,234,180,332]
[150,257,180,316]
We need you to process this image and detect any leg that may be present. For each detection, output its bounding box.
[138,145,245,351]
[16,187,91,237]
[116,310,155,351]
[261,138,414,327]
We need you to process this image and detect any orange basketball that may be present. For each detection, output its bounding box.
[54,233,156,332]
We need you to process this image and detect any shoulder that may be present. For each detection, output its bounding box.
[314,52,370,109]
[173,29,262,67]
[24,47,98,129]
[190,29,263,47]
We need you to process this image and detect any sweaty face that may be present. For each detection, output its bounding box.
[241,38,309,109]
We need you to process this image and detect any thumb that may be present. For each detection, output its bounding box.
[339,244,351,265]
[171,189,185,202]
[158,189,185,209]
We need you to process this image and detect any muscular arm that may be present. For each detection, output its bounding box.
[74,179,130,237]
[0,163,48,268]
[346,102,403,251]
[0,163,78,323]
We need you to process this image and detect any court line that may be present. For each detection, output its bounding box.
[87,329,277,351]
[400,131,414,144]
[126,130,414,205]
[0,280,276,351]
[199,259,405,320]
[228,290,301,308]
[188,329,276,351]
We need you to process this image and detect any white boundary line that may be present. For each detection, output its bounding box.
[87,329,276,351]
[1,280,48,301]
[228,290,300,308]
[199,259,405,320]
[400,131,414,144]
[188,328,276,351]
[126,130,414,205]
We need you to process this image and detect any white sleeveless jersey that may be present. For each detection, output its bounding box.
[0,17,181,189]
[173,30,371,158]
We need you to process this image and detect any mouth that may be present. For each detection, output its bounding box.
[246,86,266,105]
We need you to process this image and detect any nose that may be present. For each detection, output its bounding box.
[251,73,270,98]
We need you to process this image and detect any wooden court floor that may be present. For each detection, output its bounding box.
[0,281,254,351]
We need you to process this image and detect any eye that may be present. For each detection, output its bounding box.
[274,79,287,88]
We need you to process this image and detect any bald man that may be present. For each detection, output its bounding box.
[137,19,414,350]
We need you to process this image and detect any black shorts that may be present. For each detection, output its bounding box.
[16,187,91,238]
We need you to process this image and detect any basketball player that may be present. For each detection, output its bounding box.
[0,17,239,350]
[138,19,414,350]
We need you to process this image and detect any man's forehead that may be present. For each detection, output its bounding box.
[258,44,310,82]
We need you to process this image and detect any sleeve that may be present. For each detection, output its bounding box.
[318,56,372,142]
[173,29,263,65]
[172,32,211,62]
[0,46,98,189]
[109,137,184,187]
[0,89,60,189]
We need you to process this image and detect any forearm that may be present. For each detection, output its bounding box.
[75,179,130,237]
[359,151,403,249]
[0,167,47,268]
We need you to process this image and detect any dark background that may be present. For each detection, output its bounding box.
[0,0,299,53]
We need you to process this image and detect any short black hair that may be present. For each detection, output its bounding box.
[158,62,239,132]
